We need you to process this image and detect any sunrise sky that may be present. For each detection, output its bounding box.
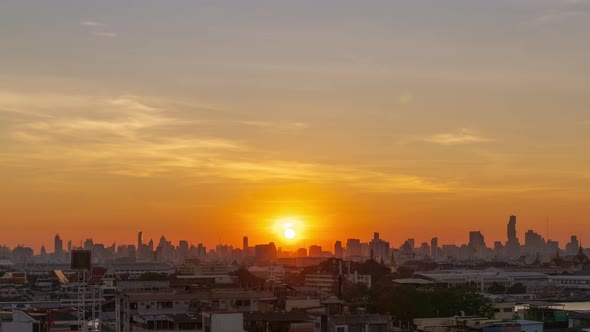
[1,1,589,251]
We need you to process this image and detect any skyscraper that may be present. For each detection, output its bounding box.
[566,235,580,255]
[345,239,362,258]
[137,231,143,249]
[334,241,343,259]
[243,236,248,251]
[54,234,63,253]
[430,237,438,258]
[469,231,486,258]
[505,215,520,258]
[309,245,322,257]
[507,215,517,243]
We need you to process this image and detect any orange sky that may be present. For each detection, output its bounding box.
[1,1,589,252]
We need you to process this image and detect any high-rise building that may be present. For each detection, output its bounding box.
[243,236,248,251]
[430,237,438,258]
[84,238,94,251]
[566,236,580,255]
[54,234,63,253]
[255,243,277,263]
[309,245,322,257]
[369,232,389,262]
[524,230,545,256]
[507,215,517,242]
[178,240,189,259]
[346,239,362,258]
[297,247,307,257]
[505,215,520,258]
[469,231,486,257]
[137,231,143,249]
[334,241,343,259]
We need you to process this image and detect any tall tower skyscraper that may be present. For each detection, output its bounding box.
[137,231,143,249]
[507,215,517,243]
[506,215,520,258]
[334,241,343,258]
[243,236,249,251]
[54,234,63,253]
[430,237,438,258]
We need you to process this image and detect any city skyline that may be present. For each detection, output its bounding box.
[1,1,590,249]
[3,215,585,255]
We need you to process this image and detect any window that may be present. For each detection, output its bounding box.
[130,302,138,310]
[157,301,173,309]
[337,327,346,332]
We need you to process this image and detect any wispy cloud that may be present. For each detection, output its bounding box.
[530,10,587,26]
[423,129,493,146]
[237,120,309,130]
[81,21,105,27]
[93,31,117,38]
[80,20,117,38]
[0,91,455,193]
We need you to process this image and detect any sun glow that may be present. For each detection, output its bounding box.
[284,227,296,239]
[273,216,304,241]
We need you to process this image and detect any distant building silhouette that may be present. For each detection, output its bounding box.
[334,241,343,259]
[309,245,322,257]
[469,231,486,258]
[297,247,307,257]
[566,235,580,255]
[255,242,277,263]
[54,234,63,254]
[505,215,520,258]
[507,215,517,242]
[430,237,438,258]
[345,239,361,259]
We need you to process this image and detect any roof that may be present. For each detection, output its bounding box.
[330,314,391,325]
[244,311,311,322]
[519,301,565,308]
[52,270,69,285]
[0,260,14,267]
[125,291,209,301]
[393,278,433,285]
[125,289,276,301]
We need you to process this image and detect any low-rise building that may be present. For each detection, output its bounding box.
[313,314,391,332]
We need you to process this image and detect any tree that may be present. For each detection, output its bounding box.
[342,283,371,312]
[507,282,526,294]
[370,285,494,321]
[488,283,507,294]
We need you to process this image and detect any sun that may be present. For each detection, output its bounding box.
[273,216,303,241]
[284,228,296,239]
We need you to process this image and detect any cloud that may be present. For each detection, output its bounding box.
[237,120,309,130]
[93,32,117,38]
[81,21,106,27]
[80,20,117,38]
[423,129,493,146]
[0,90,455,193]
[530,10,587,26]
